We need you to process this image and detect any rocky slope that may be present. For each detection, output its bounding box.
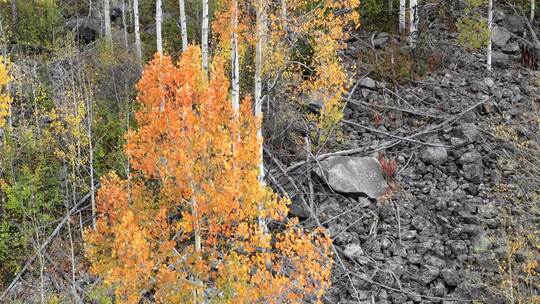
[271,7,540,304]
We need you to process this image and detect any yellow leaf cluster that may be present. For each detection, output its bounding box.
[0,56,12,128]
[85,46,333,303]
[266,0,360,132]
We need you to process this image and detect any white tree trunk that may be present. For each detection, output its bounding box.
[127,0,133,28]
[409,0,418,47]
[231,0,240,112]
[122,0,129,49]
[255,0,267,231]
[87,93,96,230]
[202,0,209,73]
[399,0,406,31]
[104,0,112,43]
[133,0,143,64]
[254,0,264,116]
[487,0,493,71]
[179,0,188,51]
[156,0,163,54]
[532,0,536,23]
[255,0,265,181]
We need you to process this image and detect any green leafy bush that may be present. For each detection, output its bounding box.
[457,0,489,50]
[0,0,63,49]
[0,129,62,285]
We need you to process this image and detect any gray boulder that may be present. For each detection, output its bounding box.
[69,17,101,44]
[358,77,377,90]
[440,269,460,287]
[502,42,521,55]
[491,51,510,68]
[491,26,511,48]
[372,32,390,48]
[459,151,482,165]
[504,15,525,34]
[493,9,506,23]
[460,151,484,184]
[454,123,480,143]
[421,146,448,165]
[315,156,388,199]
[343,243,364,260]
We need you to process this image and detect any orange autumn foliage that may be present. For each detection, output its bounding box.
[85,46,333,303]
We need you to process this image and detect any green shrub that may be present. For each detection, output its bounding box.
[457,0,489,50]
[0,129,62,285]
[1,0,63,49]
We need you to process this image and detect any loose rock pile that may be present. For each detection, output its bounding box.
[274,12,540,303]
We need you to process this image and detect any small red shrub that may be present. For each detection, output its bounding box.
[378,152,398,181]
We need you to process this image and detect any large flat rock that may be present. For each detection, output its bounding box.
[315,156,388,199]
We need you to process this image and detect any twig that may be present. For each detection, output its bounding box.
[342,119,451,147]
[344,97,442,119]
[398,152,415,175]
[392,199,402,244]
[348,270,465,302]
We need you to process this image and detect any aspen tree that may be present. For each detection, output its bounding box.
[231,0,240,112]
[399,0,406,31]
[156,0,163,54]
[85,47,333,304]
[487,0,493,71]
[254,0,265,182]
[202,0,209,73]
[179,0,188,52]
[133,0,142,64]
[280,0,360,131]
[104,0,112,43]
[11,0,17,39]
[532,0,535,23]
[254,0,267,232]
[410,0,418,47]
[122,0,129,49]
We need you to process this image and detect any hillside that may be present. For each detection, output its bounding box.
[0,1,539,303]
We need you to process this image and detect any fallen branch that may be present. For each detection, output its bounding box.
[0,184,100,301]
[279,95,490,173]
[342,119,451,147]
[343,97,443,119]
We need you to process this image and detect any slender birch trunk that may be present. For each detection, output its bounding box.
[487,0,493,71]
[399,0,406,31]
[532,0,535,23]
[156,0,163,54]
[128,0,133,29]
[255,0,267,231]
[133,0,143,64]
[86,85,96,230]
[104,0,112,43]
[255,0,265,117]
[189,181,204,302]
[409,0,418,47]
[202,0,209,73]
[11,0,18,40]
[122,0,129,50]
[179,0,188,52]
[231,0,240,112]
